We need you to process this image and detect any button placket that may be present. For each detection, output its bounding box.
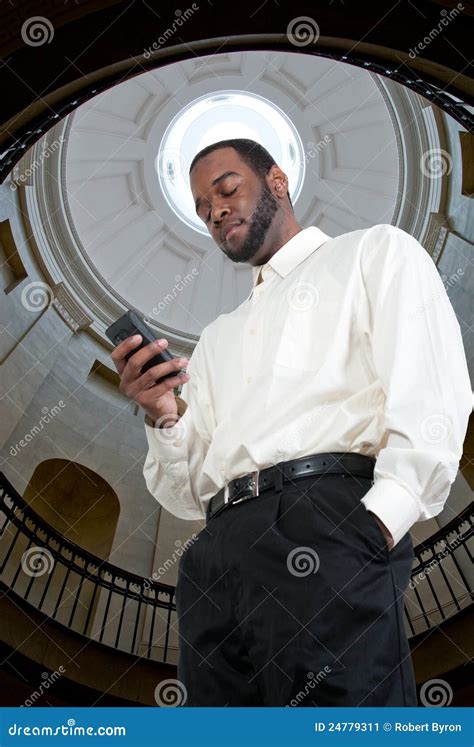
[242,306,261,385]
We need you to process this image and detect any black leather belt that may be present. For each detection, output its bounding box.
[206,452,376,522]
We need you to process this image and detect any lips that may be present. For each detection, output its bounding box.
[222,221,242,241]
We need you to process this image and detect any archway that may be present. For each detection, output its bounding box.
[24,459,120,561]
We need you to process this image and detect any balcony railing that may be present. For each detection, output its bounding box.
[0,473,177,663]
[404,502,473,636]
[0,472,472,660]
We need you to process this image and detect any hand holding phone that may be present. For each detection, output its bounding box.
[107,310,189,427]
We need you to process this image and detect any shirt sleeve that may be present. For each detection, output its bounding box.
[358,224,472,547]
[142,327,215,520]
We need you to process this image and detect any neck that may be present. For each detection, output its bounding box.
[252,217,303,267]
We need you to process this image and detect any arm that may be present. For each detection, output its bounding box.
[358,224,472,549]
[142,328,215,520]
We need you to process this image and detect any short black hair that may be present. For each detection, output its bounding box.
[189,138,293,211]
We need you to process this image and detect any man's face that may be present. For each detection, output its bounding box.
[190,147,279,264]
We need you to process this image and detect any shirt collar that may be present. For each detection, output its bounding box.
[247,225,331,300]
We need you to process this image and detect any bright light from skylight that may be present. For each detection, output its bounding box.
[156,90,305,235]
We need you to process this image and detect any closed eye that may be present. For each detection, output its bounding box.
[205,187,238,223]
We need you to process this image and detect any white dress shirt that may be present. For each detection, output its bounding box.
[143,224,472,547]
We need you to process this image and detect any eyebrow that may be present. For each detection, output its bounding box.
[194,171,241,213]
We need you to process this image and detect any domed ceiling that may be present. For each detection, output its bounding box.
[16,50,444,347]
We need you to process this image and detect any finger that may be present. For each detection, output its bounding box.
[110,334,142,374]
[123,338,170,380]
[132,357,188,398]
[136,372,189,409]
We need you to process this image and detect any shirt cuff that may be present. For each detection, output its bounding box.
[143,396,189,462]
[360,477,422,548]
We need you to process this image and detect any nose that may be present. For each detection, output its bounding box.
[211,203,230,227]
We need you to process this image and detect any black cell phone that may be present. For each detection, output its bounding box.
[105,310,180,384]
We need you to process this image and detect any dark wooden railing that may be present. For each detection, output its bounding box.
[0,473,472,654]
[0,473,176,663]
[404,503,473,636]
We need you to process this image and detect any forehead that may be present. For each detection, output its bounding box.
[190,148,253,194]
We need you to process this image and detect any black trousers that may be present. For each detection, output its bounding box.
[175,470,418,706]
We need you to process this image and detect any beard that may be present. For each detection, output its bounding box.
[220,180,278,263]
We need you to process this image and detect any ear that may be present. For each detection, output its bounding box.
[266,164,288,199]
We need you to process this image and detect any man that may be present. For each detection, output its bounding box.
[112,138,472,707]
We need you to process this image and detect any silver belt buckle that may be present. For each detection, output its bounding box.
[248,469,260,497]
[223,469,260,509]
[223,483,230,504]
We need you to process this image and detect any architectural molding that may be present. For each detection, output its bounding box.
[14,53,451,355]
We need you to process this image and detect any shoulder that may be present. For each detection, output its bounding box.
[360,223,425,257]
[358,224,431,276]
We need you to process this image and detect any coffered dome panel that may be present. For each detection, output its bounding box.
[17,50,444,347]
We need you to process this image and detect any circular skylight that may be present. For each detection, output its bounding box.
[156,90,305,235]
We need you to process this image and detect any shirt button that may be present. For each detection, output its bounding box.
[249,328,255,335]
[173,440,182,447]
[247,376,252,384]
